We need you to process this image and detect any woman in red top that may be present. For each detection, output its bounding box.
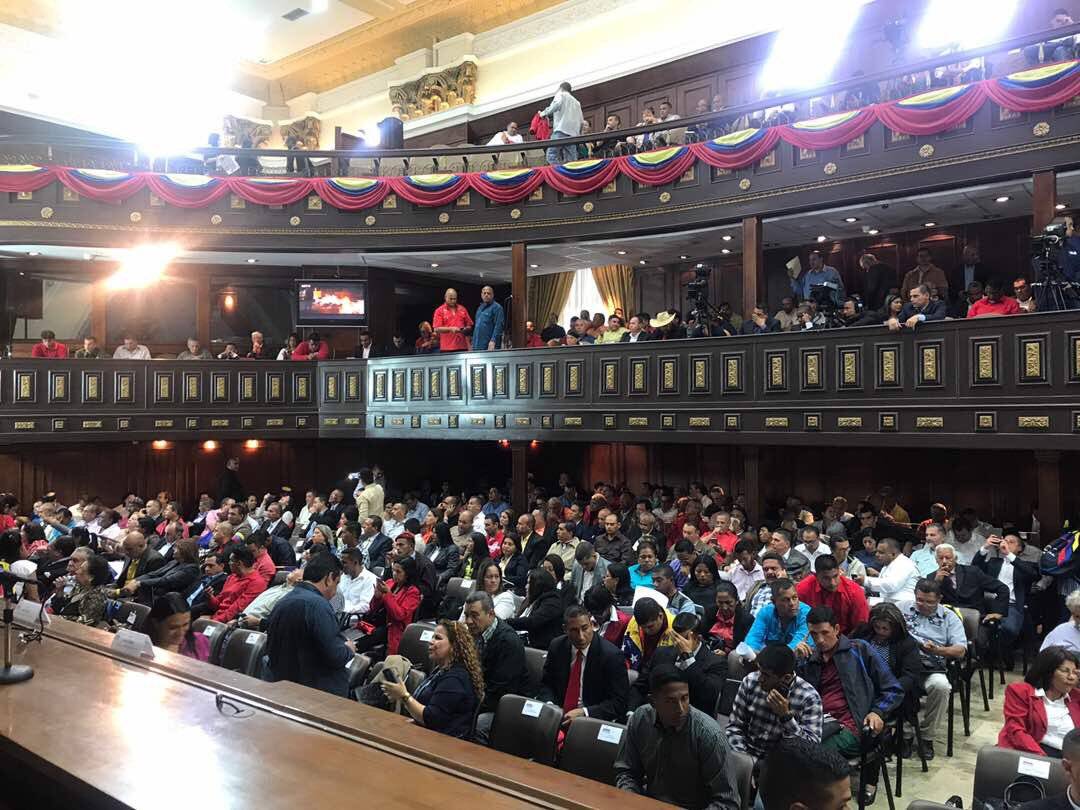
[999,646,1080,756]
[707,581,753,658]
[415,321,438,354]
[359,556,421,656]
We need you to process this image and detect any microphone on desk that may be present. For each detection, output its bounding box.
[0,570,36,684]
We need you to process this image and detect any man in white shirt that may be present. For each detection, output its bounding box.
[382,503,406,540]
[339,548,377,616]
[654,100,682,145]
[794,526,831,568]
[866,538,920,604]
[538,81,583,165]
[486,122,523,146]
[112,334,151,360]
[911,523,949,577]
[295,490,316,533]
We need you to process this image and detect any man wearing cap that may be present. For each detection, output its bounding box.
[31,330,68,358]
[291,333,330,360]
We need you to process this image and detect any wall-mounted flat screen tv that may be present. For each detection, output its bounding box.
[294,280,368,327]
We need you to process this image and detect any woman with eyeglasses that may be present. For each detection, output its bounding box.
[999,646,1080,756]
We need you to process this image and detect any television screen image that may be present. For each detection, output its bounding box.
[295,280,368,327]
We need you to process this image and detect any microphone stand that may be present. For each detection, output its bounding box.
[0,582,34,684]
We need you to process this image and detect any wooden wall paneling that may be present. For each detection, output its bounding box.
[720,71,756,107]
[603,102,634,130]
[678,79,716,116]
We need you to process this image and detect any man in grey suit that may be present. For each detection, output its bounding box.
[570,541,609,603]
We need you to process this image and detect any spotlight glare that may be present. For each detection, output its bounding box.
[27,251,39,256]
[244,439,261,450]
[995,196,1010,203]
[246,258,258,264]
[1057,203,1068,211]
[924,222,937,227]
[104,243,180,290]
[721,235,733,242]
[844,217,858,223]
[202,440,218,451]
[638,259,647,265]
[430,263,439,268]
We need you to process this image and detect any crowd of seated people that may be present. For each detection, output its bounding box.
[1,466,1068,804]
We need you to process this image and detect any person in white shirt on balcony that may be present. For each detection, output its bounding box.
[486,122,523,146]
[866,538,920,604]
[112,333,151,360]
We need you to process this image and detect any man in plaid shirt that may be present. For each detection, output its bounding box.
[727,644,823,760]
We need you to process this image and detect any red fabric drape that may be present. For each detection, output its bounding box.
[228,177,313,206]
[984,70,1080,110]
[0,167,58,193]
[388,176,468,206]
[541,160,621,195]
[54,167,146,203]
[310,178,392,210]
[875,85,989,135]
[778,108,877,150]
[689,127,782,169]
[619,148,698,185]
[466,171,547,204]
[145,175,231,208]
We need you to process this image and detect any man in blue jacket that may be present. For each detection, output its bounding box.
[730,578,813,679]
[266,552,355,697]
[888,283,946,331]
[472,285,505,351]
[798,605,903,805]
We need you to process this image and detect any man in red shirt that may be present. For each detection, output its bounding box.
[291,332,331,360]
[795,554,868,635]
[524,320,545,348]
[966,279,1021,318]
[702,511,739,558]
[432,288,473,352]
[207,545,267,622]
[245,531,277,586]
[31,330,68,358]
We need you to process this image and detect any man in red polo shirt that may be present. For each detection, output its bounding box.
[31,330,68,358]
[796,554,868,635]
[966,279,1021,318]
[432,288,473,352]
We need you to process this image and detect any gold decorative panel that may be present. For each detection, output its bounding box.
[541,415,553,429]
[630,359,648,394]
[915,416,944,429]
[324,372,340,402]
[515,365,531,398]
[837,347,861,389]
[48,371,70,403]
[725,414,741,430]
[972,340,998,384]
[976,412,996,431]
[373,370,388,401]
[494,414,507,428]
[838,416,863,429]
[764,351,787,392]
[514,416,531,427]
[211,372,229,403]
[448,415,459,428]
[81,371,102,404]
[566,361,584,396]
[722,354,744,393]
[345,371,361,401]
[186,417,200,429]
[493,365,508,397]
[879,413,897,431]
[876,346,900,387]
[429,368,442,400]
[323,417,340,427]
[411,415,421,429]
[1019,336,1047,383]
[690,356,709,394]
[392,369,406,401]
[470,416,486,427]
[800,349,823,391]
[661,414,676,429]
[14,421,35,431]
[603,414,616,429]
[210,418,230,428]
[628,417,649,428]
[294,374,311,402]
[154,418,174,429]
[51,419,65,431]
[564,416,583,427]
[804,414,821,430]
[917,343,942,387]
[391,417,406,427]
[410,368,424,400]
[446,368,461,400]
[267,372,285,403]
[1018,415,1050,429]
[764,416,789,428]
[470,366,486,398]
[539,363,556,397]
[115,371,134,404]
[688,416,711,428]
[1070,334,1080,382]
[239,372,257,402]
[428,416,443,427]
[154,372,174,404]
[660,358,678,394]
[601,359,619,395]
[82,420,102,430]
[181,372,201,404]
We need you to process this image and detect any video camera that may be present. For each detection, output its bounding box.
[1030,218,1079,311]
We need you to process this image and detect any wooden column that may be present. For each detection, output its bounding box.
[195,275,211,347]
[511,242,527,348]
[1033,170,1058,234]
[511,441,528,515]
[1035,450,1063,542]
[90,281,107,343]
[742,216,763,317]
[741,446,762,527]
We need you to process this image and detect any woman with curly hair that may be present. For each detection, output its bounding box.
[381,620,484,739]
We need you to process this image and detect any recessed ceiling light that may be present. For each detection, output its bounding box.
[529,263,539,268]
[844,216,858,223]
[638,259,647,265]
[679,255,689,260]
[27,251,39,257]
[616,250,627,255]
[246,258,258,264]
[721,248,731,254]
[868,228,880,235]
[722,235,733,242]
[1057,202,1068,210]
[816,235,827,243]
[924,222,936,227]
[430,263,439,268]
[995,196,1010,203]
[696,263,705,269]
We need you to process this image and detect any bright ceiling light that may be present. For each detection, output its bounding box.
[995,196,1011,203]
[27,251,39,256]
[83,252,92,260]
[760,0,862,92]
[530,263,539,268]
[430,263,439,268]
[844,217,858,223]
[310,0,329,12]
[1057,203,1068,210]
[816,235,828,243]
[638,259,647,265]
[696,263,705,269]
[917,0,1019,51]
[246,258,258,264]
[104,243,180,291]
[924,222,937,227]
[868,228,880,235]
[616,250,627,255]
[680,255,689,260]
[722,235,733,242]
[721,248,731,254]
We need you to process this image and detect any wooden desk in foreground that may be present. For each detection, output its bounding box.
[0,619,661,810]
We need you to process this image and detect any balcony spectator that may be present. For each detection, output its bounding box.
[740,303,781,335]
[954,280,984,318]
[486,121,522,146]
[31,329,68,358]
[901,247,949,301]
[216,342,240,360]
[575,119,592,159]
[772,297,798,331]
[432,288,473,352]
[246,331,271,359]
[539,313,565,343]
[276,333,299,360]
[650,310,686,340]
[597,315,626,344]
[74,335,102,359]
[177,337,211,360]
[538,81,583,165]
[617,314,649,343]
[654,100,682,146]
[967,279,1021,318]
[1014,276,1038,312]
[628,106,659,152]
[291,332,330,360]
[686,98,711,142]
[858,253,895,311]
[592,114,624,157]
[956,243,990,294]
[887,283,946,331]
[1025,8,1079,65]
[472,285,504,351]
[411,321,436,354]
[791,250,845,302]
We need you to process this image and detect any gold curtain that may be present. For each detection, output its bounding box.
[527,272,575,327]
[591,264,635,316]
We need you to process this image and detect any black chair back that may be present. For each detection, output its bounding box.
[113,600,151,633]
[191,618,229,665]
[558,718,625,785]
[490,694,562,765]
[524,647,546,696]
[219,629,267,676]
[717,677,741,718]
[398,622,436,673]
[972,745,1067,807]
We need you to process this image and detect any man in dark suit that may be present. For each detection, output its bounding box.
[858,253,896,312]
[934,542,1009,657]
[954,243,991,302]
[111,531,164,598]
[361,516,393,572]
[740,304,781,335]
[538,604,629,726]
[630,612,725,715]
[971,529,1041,648]
[464,590,532,743]
[887,284,946,331]
[619,315,651,343]
[518,513,552,571]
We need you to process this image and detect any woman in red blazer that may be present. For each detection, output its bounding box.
[357,556,421,656]
[999,646,1080,756]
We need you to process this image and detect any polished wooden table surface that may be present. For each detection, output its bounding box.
[0,618,661,810]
